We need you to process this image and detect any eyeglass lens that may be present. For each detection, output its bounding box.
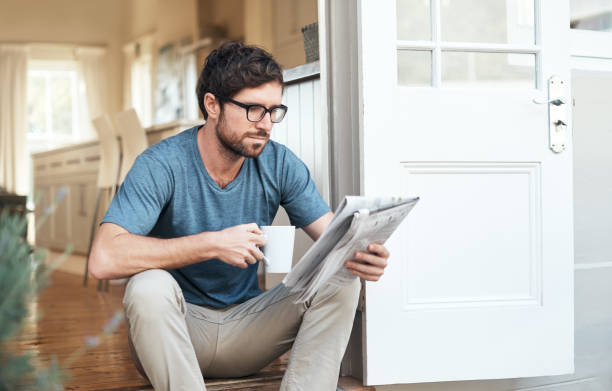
[247,106,287,123]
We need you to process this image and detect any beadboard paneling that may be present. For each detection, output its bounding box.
[271,77,327,266]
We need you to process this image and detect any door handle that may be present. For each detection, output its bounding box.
[533,97,566,106]
[540,75,568,154]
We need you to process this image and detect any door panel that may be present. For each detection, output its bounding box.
[399,162,541,309]
[360,0,573,385]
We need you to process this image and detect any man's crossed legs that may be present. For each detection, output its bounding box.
[122,269,361,391]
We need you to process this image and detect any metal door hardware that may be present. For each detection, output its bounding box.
[533,97,566,106]
[537,75,568,153]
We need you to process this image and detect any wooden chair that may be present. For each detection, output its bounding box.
[85,109,149,291]
[88,109,148,291]
[83,115,121,291]
[114,108,148,184]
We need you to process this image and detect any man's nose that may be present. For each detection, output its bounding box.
[256,112,273,131]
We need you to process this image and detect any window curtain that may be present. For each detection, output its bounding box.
[130,54,153,127]
[0,44,28,195]
[180,50,199,121]
[123,36,154,127]
[74,47,109,138]
[122,44,136,112]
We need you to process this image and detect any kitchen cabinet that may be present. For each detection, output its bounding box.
[32,120,202,254]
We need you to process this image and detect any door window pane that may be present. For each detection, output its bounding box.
[398,50,431,86]
[441,0,535,44]
[441,52,535,88]
[397,0,431,40]
[570,0,612,31]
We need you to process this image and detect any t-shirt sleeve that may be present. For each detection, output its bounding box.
[280,148,331,228]
[100,152,173,235]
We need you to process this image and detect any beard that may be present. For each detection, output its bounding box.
[215,112,269,158]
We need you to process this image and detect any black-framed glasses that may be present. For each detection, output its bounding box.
[217,96,288,123]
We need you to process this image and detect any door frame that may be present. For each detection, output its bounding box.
[317,0,365,378]
[317,0,362,211]
[570,29,612,72]
[570,27,612,274]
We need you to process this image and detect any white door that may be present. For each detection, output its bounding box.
[360,0,574,385]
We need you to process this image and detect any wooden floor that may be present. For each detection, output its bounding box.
[13,267,373,390]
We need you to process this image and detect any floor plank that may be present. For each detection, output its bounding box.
[16,270,151,391]
[14,268,371,390]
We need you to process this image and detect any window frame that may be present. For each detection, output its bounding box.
[395,0,543,90]
[26,59,88,153]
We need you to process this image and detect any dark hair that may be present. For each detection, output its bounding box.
[196,41,284,119]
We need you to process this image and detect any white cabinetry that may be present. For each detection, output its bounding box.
[32,121,202,254]
[33,142,100,254]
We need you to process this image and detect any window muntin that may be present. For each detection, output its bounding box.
[396,0,538,88]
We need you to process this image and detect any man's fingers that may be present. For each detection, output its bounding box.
[368,243,389,258]
[247,244,265,261]
[244,253,257,265]
[345,266,381,282]
[354,251,387,268]
[249,233,266,247]
[245,223,263,235]
[345,260,384,277]
[235,259,249,269]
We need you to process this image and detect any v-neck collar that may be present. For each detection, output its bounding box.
[191,126,249,192]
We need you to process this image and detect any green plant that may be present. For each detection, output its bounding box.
[0,188,125,390]
[0,209,65,390]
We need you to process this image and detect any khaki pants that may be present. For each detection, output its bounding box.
[123,269,361,391]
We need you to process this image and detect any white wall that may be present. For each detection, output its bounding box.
[122,0,158,43]
[272,77,328,264]
[123,0,198,47]
[0,0,204,121]
[243,0,317,69]
[197,0,245,41]
[0,0,125,115]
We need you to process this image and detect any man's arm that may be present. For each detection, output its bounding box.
[302,211,334,241]
[88,222,266,280]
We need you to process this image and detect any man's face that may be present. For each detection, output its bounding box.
[215,81,283,158]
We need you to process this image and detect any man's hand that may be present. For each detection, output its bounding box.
[213,223,267,269]
[344,243,390,282]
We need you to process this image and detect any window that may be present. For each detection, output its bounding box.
[396,0,537,88]
[27,60,91,153]
[571,0,612,31]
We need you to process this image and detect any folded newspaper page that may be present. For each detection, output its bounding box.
[282,196,419,303]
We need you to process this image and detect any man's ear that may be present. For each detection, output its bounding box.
[204,92,220,120]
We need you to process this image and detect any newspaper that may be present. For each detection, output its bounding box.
[282,196,419,303]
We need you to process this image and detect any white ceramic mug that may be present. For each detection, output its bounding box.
[260,225,295,273]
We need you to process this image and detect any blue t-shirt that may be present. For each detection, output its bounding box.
[101,126,330,309]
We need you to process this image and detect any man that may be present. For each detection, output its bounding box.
[89,41,390,391]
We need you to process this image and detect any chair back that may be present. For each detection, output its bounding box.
[92,115,120,189]
[114,109,148,183]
